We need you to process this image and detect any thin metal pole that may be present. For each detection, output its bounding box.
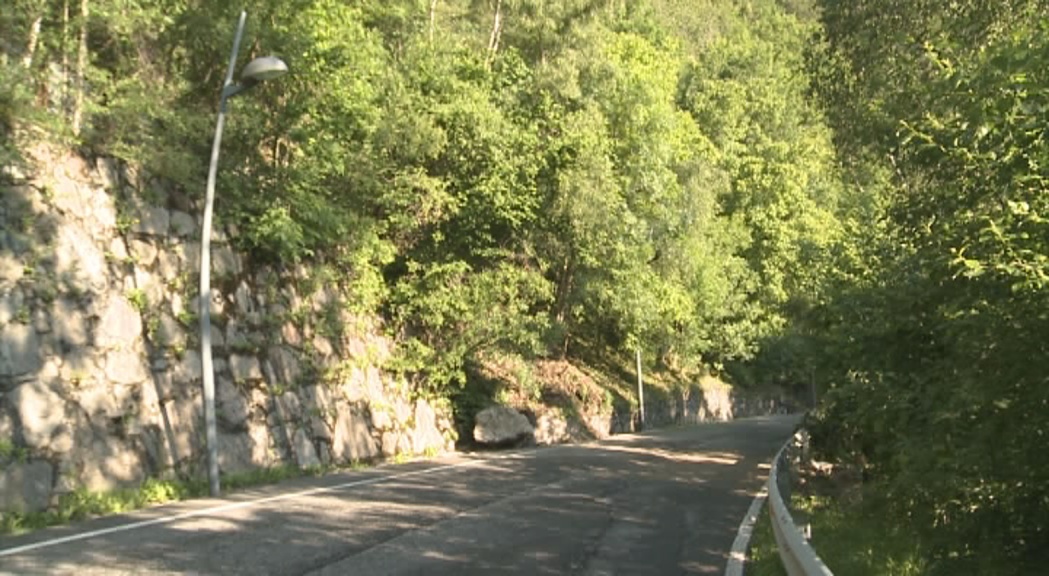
[201,10,247,498]
[636,347,644,429]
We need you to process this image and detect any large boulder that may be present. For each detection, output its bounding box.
[473,405,535,447]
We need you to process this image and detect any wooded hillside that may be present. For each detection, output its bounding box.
[1,0,842,391]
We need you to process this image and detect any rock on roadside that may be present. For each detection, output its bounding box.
[473,405,535,447]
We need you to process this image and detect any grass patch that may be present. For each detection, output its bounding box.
[0,478,209,535]
[0,459,399,537]
[747,463,929,576]
[0,450,454,537]
[222,463,324,492]
[746,502,788,576]
[793,492,927,576]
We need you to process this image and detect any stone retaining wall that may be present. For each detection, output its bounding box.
[525,381,795,445]
[0,143,455,514]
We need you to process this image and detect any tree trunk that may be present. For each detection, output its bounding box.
[554,254,575,324]
[22,16,43,69]
[553,252,576,358]
[72,0,89,136]
[63,0,70,112]
[484,0,503,69]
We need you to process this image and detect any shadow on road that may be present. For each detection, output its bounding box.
[0,416,796,576]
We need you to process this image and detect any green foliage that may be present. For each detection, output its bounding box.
[0,439,29,464]
[679,5,843,344]
[749,476,926,576]
[125,288,148,313]
[3,0,844,389]
[138,477,188,504]
[797,492,927,576]
[774,2,1049,573]
[115,210,137,236]
[0,481,202,535]
[450,359,503,440]
[222,464,314,491]
[746,505,788,576]
[390,260,551,392]
[0,63,31,139]
[13,305,31,325]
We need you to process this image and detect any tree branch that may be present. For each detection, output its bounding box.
[484,0,503,69]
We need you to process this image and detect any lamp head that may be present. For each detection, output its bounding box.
[240,56,288,83]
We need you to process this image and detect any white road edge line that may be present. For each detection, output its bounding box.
[724,485,769,576]
[0,458,490,558]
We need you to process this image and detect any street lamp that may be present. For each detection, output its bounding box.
[200,10,288,497]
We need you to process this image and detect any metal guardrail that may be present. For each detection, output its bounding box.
[767,431,834,576]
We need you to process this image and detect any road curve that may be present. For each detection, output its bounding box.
[0,415,798,576]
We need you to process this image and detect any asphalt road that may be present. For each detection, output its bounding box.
[0,415,798,576]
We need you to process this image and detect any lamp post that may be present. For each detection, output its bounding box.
[636,347,644,430]
[200,10,288,497]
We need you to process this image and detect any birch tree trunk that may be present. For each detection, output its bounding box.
[63,0,70,112]
[22,16,43,69]
[72,0,88,136]
[484,0,503,69]
[553,252,576,357]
